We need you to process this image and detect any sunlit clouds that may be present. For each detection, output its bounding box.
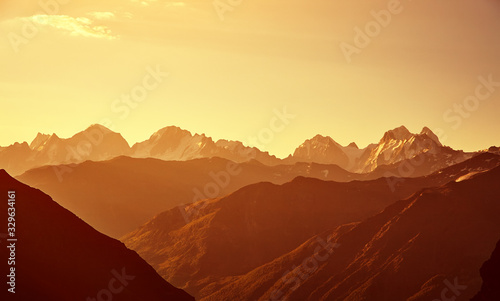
[5,14,119,40]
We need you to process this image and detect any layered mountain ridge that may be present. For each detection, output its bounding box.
[4,124,498,300]
[0,124,480,177]
[122,154,500,299]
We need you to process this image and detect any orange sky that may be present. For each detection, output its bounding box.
[1,0,499,158]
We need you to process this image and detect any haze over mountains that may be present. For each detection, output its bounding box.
[0,124,479,177]
[15,156,364,238]
[122,153,500,300]
[0,170,193,301]
[203,165,500,301]
[18,156,363,238]
[17,150,500,240]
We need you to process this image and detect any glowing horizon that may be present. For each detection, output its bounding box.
[1,0,499,158]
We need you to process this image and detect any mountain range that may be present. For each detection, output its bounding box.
[18,151,498,239]
[0,125,477,177]
[121,153,500,300]
[4,124,499,300]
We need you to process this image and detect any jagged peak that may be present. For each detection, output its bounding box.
[215,139,244,147]
[34,132,49,139]
[420,126,442,146]
[47,133,60,141]
[381,125,412,142]
[29,132,51,149]
[420,126,433,135]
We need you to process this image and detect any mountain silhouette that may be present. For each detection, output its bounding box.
[0,169,193,301]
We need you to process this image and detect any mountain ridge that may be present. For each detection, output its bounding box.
[121,154,500,299]
[203,165,500,300]
[1,124,488,177]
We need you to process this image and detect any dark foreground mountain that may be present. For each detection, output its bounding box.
[0,170,193,301]
[471,239,500,301]
[205,165,500,300]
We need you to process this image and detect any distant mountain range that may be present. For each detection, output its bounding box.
[0,124,486,176]
[0,170,193,300]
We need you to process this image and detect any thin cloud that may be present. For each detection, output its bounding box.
[26,14,118,40]
[87,12,116,20]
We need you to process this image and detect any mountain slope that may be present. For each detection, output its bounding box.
[122,176,412,299]
[122,153,500,300]
[0,170,193,301]
[208,165,500,301]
